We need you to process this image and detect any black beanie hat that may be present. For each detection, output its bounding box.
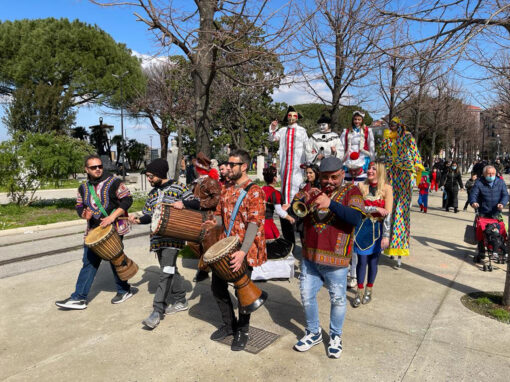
[145,158,168,179]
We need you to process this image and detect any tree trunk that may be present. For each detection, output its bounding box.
[191,0,217,156]
[159,133,169,160]
[429,130,437,169]
[503,264,510,306]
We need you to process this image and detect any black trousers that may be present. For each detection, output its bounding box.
[280,217,295,245]
[153,247,186,314]
[210,268,252,333]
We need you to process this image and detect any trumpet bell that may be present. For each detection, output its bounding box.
[292,201,308,218]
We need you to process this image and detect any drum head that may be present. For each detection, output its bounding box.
[203,236,239,262]
[150,204,163,233]
[85,224,112,246]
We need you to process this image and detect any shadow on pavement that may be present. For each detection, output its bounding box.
[379,256,480,295]
[413,235,476,263]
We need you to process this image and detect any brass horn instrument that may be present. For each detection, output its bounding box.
[292,189,323,218]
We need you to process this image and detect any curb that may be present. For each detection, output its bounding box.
[0,219,85,238]
[0,210,145,238]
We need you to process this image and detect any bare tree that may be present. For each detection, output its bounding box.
[295,0,384,130]
[374,1,510,51]
[376,22,415,124]
[129,56,194,162]
[91,0,295,156]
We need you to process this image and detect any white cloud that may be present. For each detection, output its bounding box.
[132,50,169,68]
[273,75,354,106]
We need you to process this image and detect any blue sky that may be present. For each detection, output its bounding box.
[0,0,312,147]
[0,0,492,147]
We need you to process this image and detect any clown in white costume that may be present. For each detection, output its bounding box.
[268,106,309,204]
[306,114,342,165]
[339,111,375,171]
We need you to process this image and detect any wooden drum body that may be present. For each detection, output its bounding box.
[203,236,267,314]
[84,225,138,281]
[85,225,123,260]
[151,203,206,243]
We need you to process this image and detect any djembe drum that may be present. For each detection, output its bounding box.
[84,224,138,281]
[203,236,267,314]
[151,203,206,243]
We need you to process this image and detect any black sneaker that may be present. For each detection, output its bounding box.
[231,331,249,351]
[111,288,135,304]
[55,298,87,310]
[210,325,234,341]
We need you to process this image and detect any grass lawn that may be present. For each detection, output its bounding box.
[0,197,147,230]
[0,179,82,193]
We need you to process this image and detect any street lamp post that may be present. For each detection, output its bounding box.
[112,71,129,181]
[497,134,501,160]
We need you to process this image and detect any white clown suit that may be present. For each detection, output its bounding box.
[306,131,342,164]
[339,125,375,170]
[269,122,309,203]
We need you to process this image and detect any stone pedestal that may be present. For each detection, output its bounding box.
[257,155,265,181]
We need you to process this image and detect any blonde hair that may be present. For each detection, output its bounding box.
[359,162,387,199]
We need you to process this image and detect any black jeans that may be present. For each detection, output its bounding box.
[153,247,186,314]
[211,268,252,333]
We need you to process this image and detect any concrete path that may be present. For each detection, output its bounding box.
[0,188,509,381]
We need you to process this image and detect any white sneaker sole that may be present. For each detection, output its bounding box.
[55,302,87,310]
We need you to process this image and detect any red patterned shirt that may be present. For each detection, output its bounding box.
[215,180,266,267]
[302,184,365,267]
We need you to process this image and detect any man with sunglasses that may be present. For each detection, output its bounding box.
[56,155,134,310]
[292,156,365,359]
[203,149,266,351]
[129,158,200,329]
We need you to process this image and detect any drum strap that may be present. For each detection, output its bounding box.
[225,183,255,237]
[87,183,110,217]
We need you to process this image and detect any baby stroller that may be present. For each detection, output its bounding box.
[473,214,508,272]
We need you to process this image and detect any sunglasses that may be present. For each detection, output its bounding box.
[227,162,244,168]
[88,165,103,170]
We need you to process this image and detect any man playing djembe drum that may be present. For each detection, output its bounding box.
[188,152,222,283]
[203,149,266,351]
[129,158,200,329]
[292,156,365,359]
[55,155,134,310]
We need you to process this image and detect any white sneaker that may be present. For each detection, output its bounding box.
[294,329,323,352]
[327,334,343,359]
[55,298,87,310]
[347,277,357,289]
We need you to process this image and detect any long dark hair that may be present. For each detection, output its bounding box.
[450,162,460,174]
[304,163,320,187]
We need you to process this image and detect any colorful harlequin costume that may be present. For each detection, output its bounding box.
[381,118,424,257]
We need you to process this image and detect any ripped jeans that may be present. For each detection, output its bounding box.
[299,259,348,336]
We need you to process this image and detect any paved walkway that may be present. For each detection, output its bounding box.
[0,188,509,381]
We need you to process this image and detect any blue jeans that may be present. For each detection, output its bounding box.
[71,245,130,300]
[299,258,349,336]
